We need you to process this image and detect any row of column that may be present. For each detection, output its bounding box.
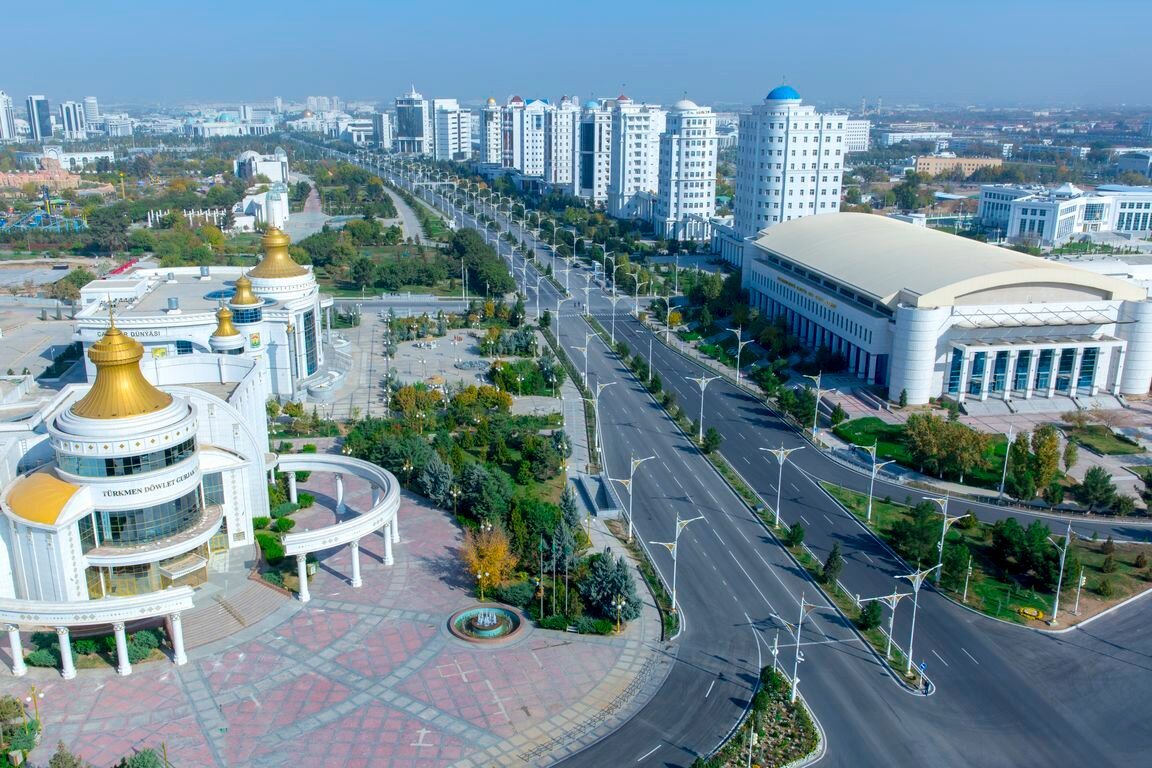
[295,512,400,604]
[6,613,186,679]
[765,297,879,383]
[956,344,1113,402]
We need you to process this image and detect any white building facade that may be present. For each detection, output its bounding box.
[431,99,472,161]
[234,147,289,184]
[578,100,612,204]
[744,214,1152,409]
[480,98,501,165]
[607,96,666,219]
[844,119,871,153]
[978,183,1152,247]
[544,97,580,193]
[59,101,87,140]
[653,99,717,240]
[0,91,15,142]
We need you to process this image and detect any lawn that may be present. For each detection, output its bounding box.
[833,417,1009,490]
[1064,425,1144,456]
[822,482,1152,624]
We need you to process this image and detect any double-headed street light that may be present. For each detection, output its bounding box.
[801,372,835,440]
[725,326,755,389]
[686,374,721,443]
[858,589,913,662]
[770,594,815,703]
[896,564,940,679]
[649,514,705,613]
[592,381,616,463]
[611,452,655,543]
[607,294,624,346]
[1048,521,1073,625]
[633,281,649,317]
[760,445,803,528]
[923,495,970,584]
[864,444,896,524]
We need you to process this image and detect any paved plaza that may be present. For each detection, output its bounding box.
[0,467,670,767]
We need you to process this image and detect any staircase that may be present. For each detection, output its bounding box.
[181,581,289,649]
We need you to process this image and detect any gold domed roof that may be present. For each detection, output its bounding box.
[6,472,81,526]
[248,227,307,279]
[230,275,259,307]
[211,305,240,337]
[70,317,173,420]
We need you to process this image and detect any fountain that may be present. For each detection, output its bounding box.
[448,605,524,644]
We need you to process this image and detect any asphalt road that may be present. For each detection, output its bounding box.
[367,155,1152,768]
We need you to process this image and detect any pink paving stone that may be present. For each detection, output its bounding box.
[334,618,438,679]
[278,609,362,652]
[53,713,215,768]
[200,639,292,695]
[222,672,351,763]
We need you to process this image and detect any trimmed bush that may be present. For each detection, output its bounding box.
[573,616,598,634]
[490,581,534,608]
[252,516,272,530]
[25,648,58,667]
[275,517,297,533]
[592,618,615,635]
[297,492,316,509]
[271,502,298,519]
[262,570,285,588]
[126,641,151,664]
[131,628,162,650]
[73,638,99,655]
[256,530,285,565]
[540,615,569,631]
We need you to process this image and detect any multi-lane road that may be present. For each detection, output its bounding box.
[362,153,1152,767]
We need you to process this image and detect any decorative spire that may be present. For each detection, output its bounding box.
[211,305,240,337]
[70,313,173,420]
[230,275,259,307]
[247,227,307,280]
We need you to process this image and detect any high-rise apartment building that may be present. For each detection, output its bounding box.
[607,95,666,219]
[654,99,717,240]
[82,96,100,124]
[60,101,87,140]
[0,91,16,142]
[26,95,52,141]
[394,87,431,155]
[844,119,871,153]
[544,96,580,193]
[718,86,846,267]
[480,98,501,164]
[578,100,613,205]
[431,99,472,161]
[501,97,549,176]
[371,112,393,149]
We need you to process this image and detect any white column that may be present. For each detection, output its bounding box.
[979,353,992,401]
[1004,350,1018,401]
[349,540,362,588]
[391,510,400,543]
[7,625,25,677]
[384,524,394,565]
[56,627,75,680]
[334,474,344,514]
[113,622,131,676]
[287,471,298,504]
[296,554,311,602]
[170,612,187,666]
[1070,347,1085,396]
[956,350,971,402]
[1047,349,1059,398]
[1112,345,1127,395]
[1025,348,1040,399]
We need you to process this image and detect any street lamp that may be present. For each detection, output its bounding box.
[592,381,616,462]
[634,280,649,317]
[610,452,655,543]
[607,294,624,346]
[896,564,940,679]
[1048,521,1072,625]
[553,296,570,349]
[859,589,913,661]
[725,326,754,389]
[686,374,721,443]
[450,486,460,517]
[613,595,626,633]
[402,459,413,486]
[998,426,1015,498]
[649,514,704,613]
[476,570,490,601]
[770,595,815,703]
[801,372,835,439]
[923,495,969,584]
[759,445,804,528]
[864,444,896,524]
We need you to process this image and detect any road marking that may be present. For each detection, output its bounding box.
[705,679,717,698]
[931,649,950,667]
[800,515,810,526]
[736,526,750,543]
[713,532,726,547]
[822,514,834,526]
[790,482,800,492]
[705,490,719,505]
[637,746,660,762]
[961,648,980,665]
[742,455,752,465]
[861,552,874,563]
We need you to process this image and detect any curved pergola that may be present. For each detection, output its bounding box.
[277,453,401,602]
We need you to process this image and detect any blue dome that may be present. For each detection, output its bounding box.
[584,99,600,109]
[766,85,801,101]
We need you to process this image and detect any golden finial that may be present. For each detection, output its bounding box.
[70,319,173,420]
[247,226,306,279]
[230,275,259,307]
[211,304,240,337]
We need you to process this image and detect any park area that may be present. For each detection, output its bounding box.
[822,483,1152,625]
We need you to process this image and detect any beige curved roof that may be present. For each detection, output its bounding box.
[749,213,1146,308]
[7,472,81,526]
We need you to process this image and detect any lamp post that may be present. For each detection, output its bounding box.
[634,280,649,317]
[998,426,1015,498]
[725,326,754,389]
[687,374,721,443]
[759,445,803,528]
[897,563,941,678]
[801,372,835,439]
[858,590,912,661]
[649,514,704,613]
[450,486,460,517]
[475,570,490,601]
[770,595,814,703]
[592,381,616,463]
[607,295,624,346]
[923,495,969,584]
[864,444,896,525]
[553,296,570,349]
[611,453,655,543]
[402,459,413,487]
[1048,521,1073,625]
[613,595,626,634]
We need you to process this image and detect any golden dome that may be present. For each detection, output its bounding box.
[6,472,81,526]
[230,275,259,306]
[70,317,173,420]
[211,305,240,337]
[248,226,307,279]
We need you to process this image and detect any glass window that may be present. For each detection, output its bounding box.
[1035,349,1053,391]
[1013,350,1031,391]
[967,352,986,395]
[1056,349,1076,392]
[58,437,196,478]
[1077,347,1098,392]
[97,488,202,546]
[176,340,194,356]
[946,348,963,395]
[203,472,225,506]
[990,351,1008,392]
[303,309,318,376]
[232,306,262,324]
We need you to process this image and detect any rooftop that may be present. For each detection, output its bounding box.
[750,213,1145,309]
[82,268,260,318]
[766,85,801,101]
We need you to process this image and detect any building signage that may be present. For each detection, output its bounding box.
[249,333,261,349]
[777,275,838,310]
[102,469,196,498]
[125,330,162,338]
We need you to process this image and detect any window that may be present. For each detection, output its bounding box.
[176,340,194,355]
[97,488,203,546]
[58,437,197,478]
[203,472,225,506]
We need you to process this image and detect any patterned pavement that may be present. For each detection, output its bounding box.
[0,473,672,767]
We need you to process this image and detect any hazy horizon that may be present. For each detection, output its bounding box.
[3,0,1150,109]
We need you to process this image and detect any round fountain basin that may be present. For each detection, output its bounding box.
[448,605,524,645]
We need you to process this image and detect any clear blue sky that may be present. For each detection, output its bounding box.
[4,0,1150,108]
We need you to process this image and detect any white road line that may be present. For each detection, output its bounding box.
[713,532,726,547]
[742,455,752,465]
[822,514,834,526]
[736,526,750,543]
[931,649,950,667]
[961,648,980,665]
[705,490,719,505]
[637,746,660,762]
[800,515,811,526]
[861,552,874,563]
[705,679,717,698]
[790,482,800,492]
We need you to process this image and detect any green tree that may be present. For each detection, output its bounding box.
[578,548,640,620]
[1006,432,1036,501]
[785,522,805,547]
[1030,425,1061,490]
[1078,467,1116,512]
[118,749,164,768]
[940,541,971,591]
[822,542,844,585]
[87,204,131,253]
[48,741,93,768]
[417,453,454,508]
[702,427,723,454]
[858,600,882,631]
[1062,441,1079,473]
[560,484,581,531]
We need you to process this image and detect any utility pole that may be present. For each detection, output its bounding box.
[611,453,655,543]
[687,374,721,443]
[923,495,969,585]
[649,514,705,613]
[897,564,941,678]
[999,426,1015,498]
[858,589,912,661]
[759,445,803,528]
[864,444,895,524]
[725,326,754,389]
[1048,521,1072,625]
[771,595,815,703]
[801,371,835,440]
